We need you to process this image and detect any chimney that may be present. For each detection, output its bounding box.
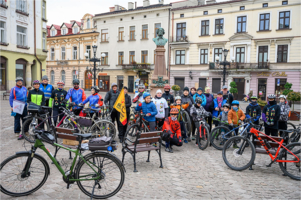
[115,5,119,11]
[159,0,164,4]
[206,0,216,4]
[143,0,150,7]
[128,2,134,10]
[135,2,137,9]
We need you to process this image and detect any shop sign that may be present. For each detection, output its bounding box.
[277,79,280,86]
[259,91,263,96]
[257,72,271,77]
[272,72,287,77]
[257,72,287,77]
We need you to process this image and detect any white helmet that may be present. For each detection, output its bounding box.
[279,95,286,99]
[175,96,181,101]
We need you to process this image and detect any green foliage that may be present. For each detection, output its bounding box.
[287,91,301,111]
[257,98,267,107]
[248,90,253,98]
[172,85,181,91]
[229,81,238,94]
[230,82,237,88]
[282,82,293,95]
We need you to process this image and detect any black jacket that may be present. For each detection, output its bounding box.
[50,89,67,109]
[262,103,280,129]
[162,92,174,107]
[222,91,233,106]
[125,93,132,114]
[27,89,46,106]
[104,89,120,107]
[181,94,195,113]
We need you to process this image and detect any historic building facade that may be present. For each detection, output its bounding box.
[0,0,48,91]
[169,0,300,99]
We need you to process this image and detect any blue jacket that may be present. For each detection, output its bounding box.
[65,88,86,109]
[9,86,27,107]
[193,93,207,107]
[39,84,54,99]
[212,98,227,117]
[136,101,158,122]
[82,93,103,111]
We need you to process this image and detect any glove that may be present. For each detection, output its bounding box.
[238,120,242,124]
[95,104,99,107]
[138,103,142,107]
[146,113,151,116]
[270,122,274,126]
[78,103,83,107]
[266,122,270,126]
[229,123,233,126]
[138,92,143,97]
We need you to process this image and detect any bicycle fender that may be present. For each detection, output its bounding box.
[16,151,50,175]
[24,115,32,120]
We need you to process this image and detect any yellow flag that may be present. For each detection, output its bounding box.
[113,88,127,125]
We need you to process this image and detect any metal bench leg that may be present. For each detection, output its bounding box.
[146,151,150,162]
[157,149,163,168]
[69,151,73,159]
[133,153,138,172]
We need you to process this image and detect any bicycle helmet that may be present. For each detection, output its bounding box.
[231,100,240,105]
[195,97,202,104]
[32,80,40,85]
[57,80,65,86]
[164,84,171,90]
[268,94,276,99]
[223,103,230,108]
[250,96,258,99]
[175,96,181,101]
[279,95,286,99]
[170,108,179,115]
[15,77,23,82]
[138,84,145,89]
[143,92,151,99]
[73,79,80,85]
[91,86,100,93]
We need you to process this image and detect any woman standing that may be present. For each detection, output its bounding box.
[204,87,214,132]
[189,87,196,98]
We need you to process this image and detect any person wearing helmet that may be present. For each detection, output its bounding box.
[135,92,158,131]
[262,94,281,136]
[132,83,146,103]
[227,100,245,127]
[79,86,103,114]
[190,97,211,143]
[278,95,290,135]
[39,75,54,108]
[65,79,86,115]
[9,77,28,139]
[153,89,169,128]
[49,81,68,126]
[104,82,120,126]
[193,87,207,107]
[162,108,183,153]
[245,96,261,125]
[162,84,174,114]
[181,86,195,141]
[212,91,227,127]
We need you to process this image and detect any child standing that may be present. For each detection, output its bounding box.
[153,89,169,128]
[212,91,227,127]
[228,100,246,127]
[278,95,290,136]
[245,96,261,125]
[218,103,230,136]
[262,94,281,136]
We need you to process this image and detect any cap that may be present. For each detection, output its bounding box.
[222,85,228,89]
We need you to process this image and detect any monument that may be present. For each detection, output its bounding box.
[150,27,169,96]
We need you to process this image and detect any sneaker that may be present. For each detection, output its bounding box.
[192,136,195,140]
[15,133,19,137]
[184,138,188,144]
[233,143,239,149]
[17,134,24,140]
[187,137,191,142]
[165,147,173,153]
[119,137,123,143]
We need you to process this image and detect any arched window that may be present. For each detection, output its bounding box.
[50,70,55,84]
[87,18,90,29]
[61,70,65,83]
[72,70,77,81]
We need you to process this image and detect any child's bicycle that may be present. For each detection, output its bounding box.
[222,120,300,181]
[195,117,210,150]
[0,124,125,199]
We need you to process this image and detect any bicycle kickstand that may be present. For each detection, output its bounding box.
[266,160,274,167]
[91,180,101,200]
[249,162,255,170]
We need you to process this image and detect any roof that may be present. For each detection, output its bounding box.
[171,0,245,11]
[61,22,72,29]
[50,24,61,30]
[70,21,82,27]
[94,3,171,17]
[47,31,99,38]
[46,25,51,29]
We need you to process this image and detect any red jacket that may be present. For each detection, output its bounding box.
[162,117,181,139]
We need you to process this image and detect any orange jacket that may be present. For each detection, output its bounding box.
[170,103,189,110]
[228,108,245,125]
[162,117,181,139]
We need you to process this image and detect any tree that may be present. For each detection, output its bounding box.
[229,82,238,95]
[282,82,293,96]
[287,91,301,111]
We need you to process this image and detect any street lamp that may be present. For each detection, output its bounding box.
[215,49,230,86]
[85,45,106,86]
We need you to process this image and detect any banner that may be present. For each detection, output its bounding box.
[113,88,127,125]
[13,100,25,114]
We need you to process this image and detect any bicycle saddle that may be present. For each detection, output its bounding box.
[279,129,293,133]
[91,108,101,112]
[42,106,51,109]
[73,133,92,139]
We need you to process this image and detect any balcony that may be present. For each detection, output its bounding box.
[209,62,270,71]
[176,36,188,42]
[122,63,152,71]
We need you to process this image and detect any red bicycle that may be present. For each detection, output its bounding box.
[196,118,210,150]
[222,121,300,180]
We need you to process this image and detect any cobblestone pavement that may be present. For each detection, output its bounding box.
[0,99,300,200]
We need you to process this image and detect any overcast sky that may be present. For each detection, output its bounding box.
[47,0,174,25]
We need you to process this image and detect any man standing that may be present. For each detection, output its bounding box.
[9,77,28,139]
[49,81,67,126]
[65,79,86,115]
[162,84,174,115]
[104,83,120,126]
[39,75,54,107]
[221,85,233,106]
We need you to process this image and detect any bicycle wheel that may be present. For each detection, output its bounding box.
[210,126,231,150]
[182,111,192,136]
[278,142,301,180]
[196,124,209,150]
[287,122,296,130]
[90,120,117,139]
[22,117,49,143]
[0,153,49,197]
[222,136,256,171]
[289,130,301,143]
[75,152,125,199]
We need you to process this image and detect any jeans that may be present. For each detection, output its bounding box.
[149,121,156,131]
[14,106,28,133]
[206,116,213,132]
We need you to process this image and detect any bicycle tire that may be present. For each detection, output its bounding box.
[222,136,256,171]
[75,152,125,199]
[0,153,49,197]
[22,117,49,143]
[182,110,192,136]
[287,122,296,130]
[278,142,301,181]
[90,120,117,139]
[210,126,231,150]
[196,124,209,150]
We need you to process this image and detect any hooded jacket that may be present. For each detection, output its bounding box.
[262,102,280,129]
[104,89,120,107]
[181,94,195,113]
[212,98,227,117]
[190,104,211,122]
[162,117,182,139]
[49,88,67,108]
[27,88,45,106]
[82,93,103,110]
[162,91,174,107]
[135,101,158,122]
[228,108,245,125]
[125,93,132,115]
[9,86,27,107]
[193,93,207,107]
[279,102,290,122]
[246,103,261,122]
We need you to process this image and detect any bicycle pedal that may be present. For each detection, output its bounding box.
[266,162,273,167]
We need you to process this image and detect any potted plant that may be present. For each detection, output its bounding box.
[171,85,181,96]
[257,98,267,110]
[229,81,238,100]
[287,91,301,121]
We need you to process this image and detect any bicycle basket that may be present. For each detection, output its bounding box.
[41,131,55,144]
[28,103,41,113]
[77,117,93,127]
[88,136,117,151]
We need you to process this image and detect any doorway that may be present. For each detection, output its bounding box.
[16,59,27,86]
[233,78,245,100]
[0,56,7,91]
[117,76,124,90]
[85,70,92,90]
[199,78,206,90]
[212,78,221,93]
[98,76,110,92]
[258,78,267,100]
[175,77,185,96]
[128,76,134,93]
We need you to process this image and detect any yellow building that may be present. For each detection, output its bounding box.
[170,0,301,99]
[0,0,48,91]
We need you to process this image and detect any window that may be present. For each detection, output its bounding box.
[200,49,208,64]
[62,28,66,35]
[87,19,90,29]
[101,52,108,65]
[215,19,224,34]
[282,1,288,5]
[175,50,185,65]
[61,70,65,83]
[204,11,208,15]
[51,48,55,60]
[142,25,148,39]
[42,1,46,19]
[86,45,91,59]
[17,26,26,46]
[104,20,106,23]
[237,16,247,33]
[176,23,186,41]
[118,52,124,65]
[73,46,77,60]
[218,9,222,13]
[263,3,268,7]
[72,70,77,81]
[277,45,288,63]
[51,29,55,36]
[42,32,46,50]
[130,26,135,40]
[214,48,223,62]
[0,21,5,43]
[279,11,290,29]
[16,64,24,78]
[141,51,148,63]
[101,29,108,42]
[155,23,161,37]
[259,13,270,31]
[118,27,124,41]
[129,51,135,63]
[61,47,65,60]
[258,46,268,67]
[73,27,78,34]
[236,47,245,63]
[201,20,209,36]
[50,70,55,84]
[240,6,245,10]
[16,0,27,13]
[156,13,159,17]
[180,14,184,18]
[275,78,287,96]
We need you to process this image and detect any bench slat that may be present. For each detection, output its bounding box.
[56,127,74,134]
[126,145,159,152]
[139,131,162,138]
[57,133,77,140]
[138,137,160,144]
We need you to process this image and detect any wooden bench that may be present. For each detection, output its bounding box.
[122,131,163,172]
[2,90,10,100]
[252,134,288,155]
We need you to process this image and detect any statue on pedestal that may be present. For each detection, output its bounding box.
[152,28,168,47]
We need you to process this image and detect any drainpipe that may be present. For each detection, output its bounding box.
[167,8,171,81]
[169,11,174,81]
[34,0,43,79]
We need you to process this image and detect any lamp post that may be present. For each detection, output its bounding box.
[215,49,230,86]
[84,45,106,87]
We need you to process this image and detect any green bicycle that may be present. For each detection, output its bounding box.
[0,126,125,199]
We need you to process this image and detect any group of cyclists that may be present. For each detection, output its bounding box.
[10,76,291,154]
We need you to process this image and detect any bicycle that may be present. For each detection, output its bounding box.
[195,117,210,150]
[0,125,125,198]
[222,120,300,180]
